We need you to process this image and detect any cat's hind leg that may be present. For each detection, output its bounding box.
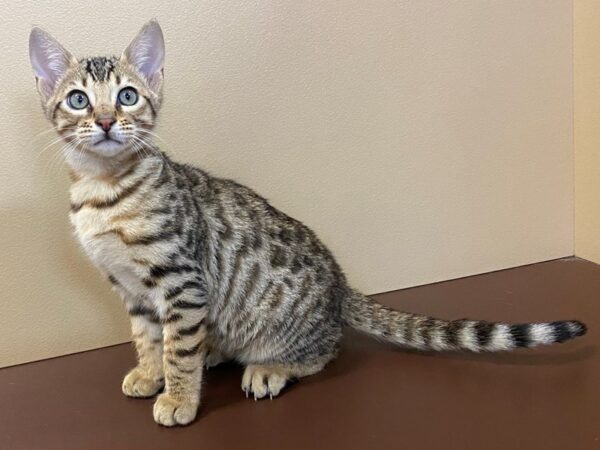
[241,355,331,400]
[205,345,231,369]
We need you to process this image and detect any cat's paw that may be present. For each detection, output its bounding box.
[122,367,164,398]
[153,393,198,427]
[241,365,288,400]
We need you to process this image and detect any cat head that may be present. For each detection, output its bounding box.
[29,20,164,169]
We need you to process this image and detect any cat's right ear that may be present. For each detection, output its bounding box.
[29,27,76,101]
[121,20,165,94]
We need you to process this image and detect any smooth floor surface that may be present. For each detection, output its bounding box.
[1,258,598,450]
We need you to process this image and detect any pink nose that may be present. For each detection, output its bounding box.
[96,117,115,132]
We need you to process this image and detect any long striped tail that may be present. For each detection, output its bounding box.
[342,290,587,352]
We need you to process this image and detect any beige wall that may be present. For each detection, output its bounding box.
[0,1,574,367]
[575,1,600,264]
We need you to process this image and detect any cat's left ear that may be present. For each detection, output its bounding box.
[121,20,165,94]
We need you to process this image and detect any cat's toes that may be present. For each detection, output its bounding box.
[122,368,164,398]
[241,365,288,400]
[153,393,198,427]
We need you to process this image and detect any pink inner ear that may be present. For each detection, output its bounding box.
[29,27,73,96]
[123,21,165,83]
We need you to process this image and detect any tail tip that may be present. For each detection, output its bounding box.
[569,320,587,337]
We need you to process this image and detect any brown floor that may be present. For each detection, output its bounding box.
[1,258,598,450]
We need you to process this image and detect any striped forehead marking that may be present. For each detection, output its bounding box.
[82,56,118,82]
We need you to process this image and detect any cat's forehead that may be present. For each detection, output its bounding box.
[79,56,119,82]
[66,56,138,86]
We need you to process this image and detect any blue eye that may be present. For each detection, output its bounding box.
[118,87,138,106]
[67,90,89,110]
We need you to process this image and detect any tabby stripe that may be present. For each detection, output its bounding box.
[172,300,207,309]
[165,280,206,301]
[268,284,284,310]
[149,263,194,279]
[162,313,183,324]
[166,358,185,370]
[178,320,205,336]
[165,286,183,301]
[445,319,469,348]
[175,343,202,358]
[551,321,573,343]
[143,96,157,118]
[148,206,172,215]
[419,318,437,347]
[51,102,61,121]
[242,263,261,300]
[116,164,138,181]
[404,315,417,344]
[142,278,157,288]
[221,251,244,310]
[128,305,160,323]
[71,174,149,212]
[270,245,287,268]
[276,278,317,346]
[291,275,312,313]
[93,228,174,246]
[256,281,274,307]
[510,324,531,347]
[126,230,174,245]
[220,263,261,333]
[153,163,171,188]
[475,321,495,348]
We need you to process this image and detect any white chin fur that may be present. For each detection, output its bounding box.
[88,139,128,157]
[66,143,137,177]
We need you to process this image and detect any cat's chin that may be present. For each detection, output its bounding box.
[66,142,139,177]
[88,138,129,158]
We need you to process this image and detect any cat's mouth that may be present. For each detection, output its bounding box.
[89,135,128,157]
[94,135,123,145]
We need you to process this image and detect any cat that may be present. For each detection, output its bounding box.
[29,20,587,427]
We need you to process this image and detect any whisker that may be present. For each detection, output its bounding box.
[36,132,78,160]
[30,126,61,142]
[137,128,166,143]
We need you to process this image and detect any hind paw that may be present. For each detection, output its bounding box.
[241,365,289,400]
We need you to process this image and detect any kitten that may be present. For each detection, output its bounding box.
[29,20,586,427]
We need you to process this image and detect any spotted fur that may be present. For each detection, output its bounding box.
[30,21,587,427]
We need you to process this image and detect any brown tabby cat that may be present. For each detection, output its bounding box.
[29,20,586,427]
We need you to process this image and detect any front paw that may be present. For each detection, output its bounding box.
[153,393,199,427]
[122,367,164,398]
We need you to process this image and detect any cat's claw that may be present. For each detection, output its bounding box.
[241,365,288,400]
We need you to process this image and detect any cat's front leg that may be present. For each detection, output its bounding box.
[122,314,165,397]
[113,283,165,398]
[153,290,208,427]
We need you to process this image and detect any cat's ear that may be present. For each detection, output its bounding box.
[29,27,76,101]
[121,20,165,93]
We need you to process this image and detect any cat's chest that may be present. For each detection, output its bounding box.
[70,208,134,269]
[68,176,164,277]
